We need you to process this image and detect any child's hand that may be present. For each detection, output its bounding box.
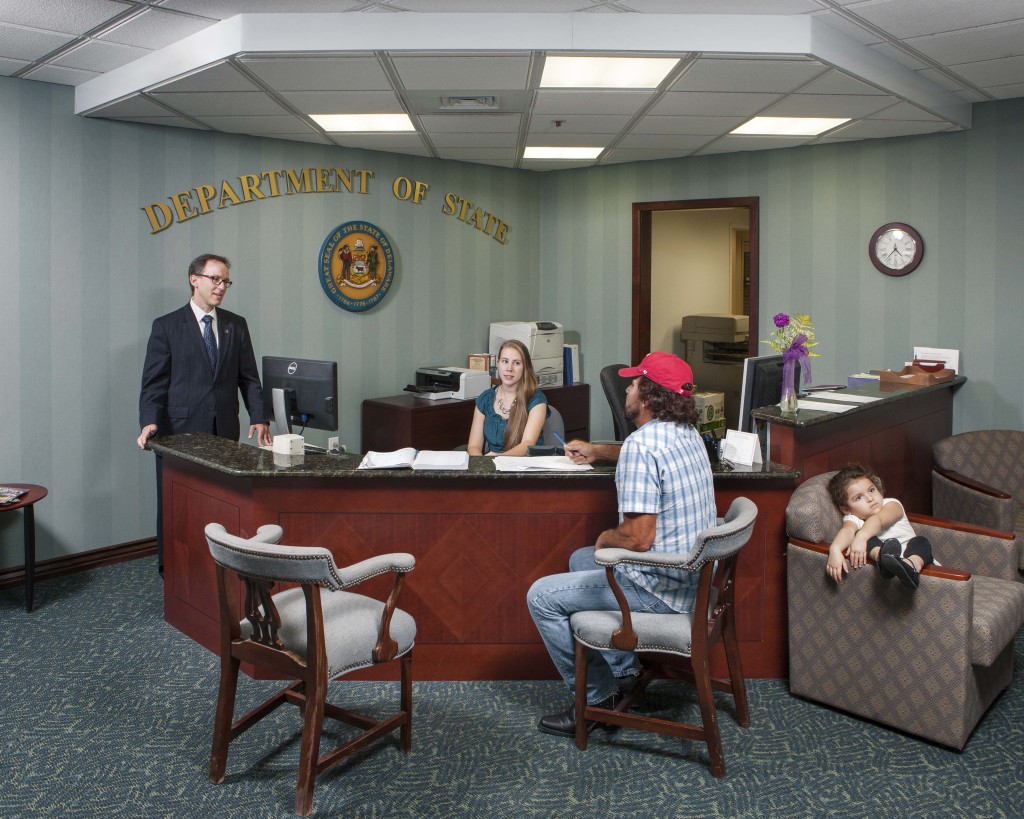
[848,538,869,569]
[826,550,849,583]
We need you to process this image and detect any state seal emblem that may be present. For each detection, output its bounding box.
[318,221,395,312]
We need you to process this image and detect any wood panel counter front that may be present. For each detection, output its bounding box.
[152,434,797,680]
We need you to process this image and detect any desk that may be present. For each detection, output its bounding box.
[752,377,965,514]
[0,484,48,612]
[362,384,590,452]
[152,434,797,680]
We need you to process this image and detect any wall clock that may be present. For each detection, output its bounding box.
[869,222,923,276]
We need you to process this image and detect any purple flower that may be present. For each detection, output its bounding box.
[773,313,790,328]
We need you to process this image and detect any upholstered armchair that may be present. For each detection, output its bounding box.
[786,472,1024,750]
[932,429,1024,579]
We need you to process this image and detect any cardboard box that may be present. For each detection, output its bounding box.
[693,391,725,437]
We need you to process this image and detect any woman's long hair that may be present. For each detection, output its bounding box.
[500,339,539,450]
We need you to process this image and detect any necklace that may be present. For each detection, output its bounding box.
[496,392,517,417]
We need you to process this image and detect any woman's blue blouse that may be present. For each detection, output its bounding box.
[475,387,547,454]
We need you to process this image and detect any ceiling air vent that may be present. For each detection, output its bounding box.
[439,96,498,111]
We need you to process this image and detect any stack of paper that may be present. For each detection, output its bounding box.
[358,448,469,471]
[492,456,593,472]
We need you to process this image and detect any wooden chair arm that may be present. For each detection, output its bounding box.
[603,566,638,651]
[787,537,972,581]
[907,512,1016,540]
[932,466,1011,500]
[372,572,405,663]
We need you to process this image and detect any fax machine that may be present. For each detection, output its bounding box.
[488,320,564,388]
[413,366,490,400]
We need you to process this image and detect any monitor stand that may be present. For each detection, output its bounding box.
[271,387,295,435]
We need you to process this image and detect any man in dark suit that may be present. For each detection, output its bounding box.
[137,253,272,573]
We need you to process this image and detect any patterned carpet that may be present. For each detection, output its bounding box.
[2,558,1021,818]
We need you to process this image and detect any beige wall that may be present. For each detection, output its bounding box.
[650,208,749,358]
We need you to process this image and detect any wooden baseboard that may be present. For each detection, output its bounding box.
[0,538,156,591]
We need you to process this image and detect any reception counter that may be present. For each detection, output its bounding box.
[152,434,798,680]
[751,376,965,514]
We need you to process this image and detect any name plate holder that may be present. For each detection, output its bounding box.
[722,429,764,468]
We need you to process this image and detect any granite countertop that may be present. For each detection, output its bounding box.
[751,375,966,428]
[150,433,798,482]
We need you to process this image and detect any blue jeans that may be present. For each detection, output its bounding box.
[527,546,676,704]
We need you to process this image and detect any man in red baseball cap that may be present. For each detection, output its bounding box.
[527,351,716,738]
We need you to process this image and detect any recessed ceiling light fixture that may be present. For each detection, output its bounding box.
[311,113,415,132]
[731,117,850,136]
[540,56,679,89]
[524,146,603,160]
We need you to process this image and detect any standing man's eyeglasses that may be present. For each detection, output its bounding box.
[194,273,233,288]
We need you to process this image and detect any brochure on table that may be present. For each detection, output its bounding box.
[722,430,763,468]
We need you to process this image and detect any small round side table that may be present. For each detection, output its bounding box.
[1,484,48,612]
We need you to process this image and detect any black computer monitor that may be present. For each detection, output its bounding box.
[261,356,338,435]
[737,354,801,433]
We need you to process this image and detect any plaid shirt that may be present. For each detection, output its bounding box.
[614,418,716,613]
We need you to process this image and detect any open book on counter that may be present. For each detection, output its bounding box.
[492,456,593,472]
[358,448,469,471]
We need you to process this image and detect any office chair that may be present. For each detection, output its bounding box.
[599,364,636,441]
[204,523,416,816]
[570,497,758,777]
[542,405,565,447]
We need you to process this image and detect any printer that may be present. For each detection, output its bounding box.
[414,366,491,400]
[679,313,749,430]
[488,321,564,387]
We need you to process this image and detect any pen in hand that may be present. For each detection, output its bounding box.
[551,430,577,456]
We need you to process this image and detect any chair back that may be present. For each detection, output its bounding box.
[600,364,636,441]
[205,523,344,590]
[785,471,844,544]
[689,496,759,568]
[542,405,565,447]
[934,430,1024,498]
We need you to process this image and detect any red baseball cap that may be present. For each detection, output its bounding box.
[619,352,695,396]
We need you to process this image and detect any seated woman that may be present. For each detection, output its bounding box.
[467,340,548,456]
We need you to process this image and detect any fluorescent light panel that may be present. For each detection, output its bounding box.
[541,56,679,89]
[524,146,603,160]
[311,113,415,132]
[731,117,850,136]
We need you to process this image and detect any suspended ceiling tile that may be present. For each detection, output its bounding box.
[21,64,99,85]
[255,131,330,144]
[826,119,952,138]
[602,148,695,164]
[418,112,521,133]
[652,90,783,116]
[696,134,815,153]
[526,132,615,148]
[87,94,176,117]
[0,0,124,33]
[799,70,888,95]
[109,115,208,130]
[391,55,531,91]
[330,133,428,152]
[152,90,286,116]
[868,101,944,121]
[152,62,263,93]
[903,21,1024,67]
[197,114,311,133]
[762,93,894,118]
[0,23,75,60]
[947,54,1024,89]
[239,56,390,91]
[533,90,652,116]
[985,81,1024,99]
[435,147,517,161]
[97,8,214,50]
[527,114,631,134]
[0,56,28,76]
[672,58,827,93]
[430,131,517,148]
[277,89,405,115]
[54,40,150,72]
[406,89,531,115]
[615,133,712,150]
[631,114,748,135]
[849,0,1024,40]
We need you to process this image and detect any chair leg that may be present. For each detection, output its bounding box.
[722,617,749,729]
[400,653,413,754]
[574,640,589,751]
[294,675,327,817]
[209,654,240,784]
[693,651,725,778]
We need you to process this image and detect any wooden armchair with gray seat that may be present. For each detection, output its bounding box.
[932,429,1024,581]
[204,523,416,817]
[786,472,1024,750]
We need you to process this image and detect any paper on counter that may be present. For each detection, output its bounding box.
[807,392,884,404]
[493,456,593,472]
[797,399,858,413]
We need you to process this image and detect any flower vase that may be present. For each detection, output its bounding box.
[780,359,799,415]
